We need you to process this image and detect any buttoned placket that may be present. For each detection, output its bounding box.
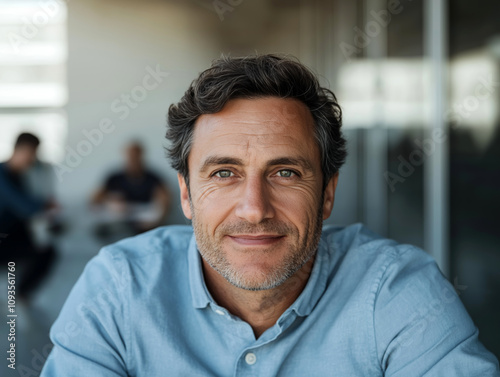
[188,233,331,377]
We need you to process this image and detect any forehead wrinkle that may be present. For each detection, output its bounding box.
[200,132,301,150]
[191,98,321,173]
[196,132,315,159]
[198,117,291,137]
[208,129,289,139]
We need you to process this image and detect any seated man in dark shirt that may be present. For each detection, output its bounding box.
[91,141,170,236]
[0,133,56,301]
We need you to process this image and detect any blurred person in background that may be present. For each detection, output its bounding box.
[90,141,170,239]
[25,153,66,244]
[0,133,57,302]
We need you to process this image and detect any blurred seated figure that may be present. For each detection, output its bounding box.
[90,141,170,240]
[0,133,57,301]
[25,157,66,243]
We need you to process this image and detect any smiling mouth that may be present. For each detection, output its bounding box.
[227,234,285,246]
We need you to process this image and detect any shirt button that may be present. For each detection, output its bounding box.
[214,309,225,316]
[245,352,257,365]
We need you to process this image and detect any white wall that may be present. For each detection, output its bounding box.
[58,0,221,225]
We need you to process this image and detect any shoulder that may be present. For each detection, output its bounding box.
[322,222,387,249]
[321,223,428,272]
[0,162,8,177]
[321,223,461,307]
[320,224,481,371]
[105,171,125,183]
[101,225,193,263]
[329,227,480,373]
[320,223,442,321]
[76,225,194,307]
[144,170,163,183]
[56,225,193,309]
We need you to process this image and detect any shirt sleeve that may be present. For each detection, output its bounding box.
[374,246,500,377]
[146,171,164,189]
[104,173,121,192]
[40,247,130,377]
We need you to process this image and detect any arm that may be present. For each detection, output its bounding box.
[374,247,500,376]
[91,173,120,206]
[90,186,109,206]
[41,248,130,376]
[133,184,170,232]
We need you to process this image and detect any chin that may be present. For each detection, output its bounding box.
[222,262,289,291]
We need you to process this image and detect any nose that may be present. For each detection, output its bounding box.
[234,175,275,224]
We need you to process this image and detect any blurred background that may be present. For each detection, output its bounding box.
[0,0,499,374]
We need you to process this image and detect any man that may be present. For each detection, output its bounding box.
[41,55,499,376]
[0,133,56,301]
[91,141,171,236]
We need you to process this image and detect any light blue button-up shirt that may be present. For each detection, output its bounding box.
[41,224,499,376]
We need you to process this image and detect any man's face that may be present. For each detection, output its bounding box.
[125,144,143,172]
[14,145,37,171]
[179,97,337,291]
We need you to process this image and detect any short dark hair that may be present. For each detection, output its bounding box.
[15,132,40,149]
[166,54,347,188]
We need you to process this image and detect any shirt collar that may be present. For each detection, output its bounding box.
[286,235,330,317]
[188,231,331,316]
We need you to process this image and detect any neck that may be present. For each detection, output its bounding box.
[126,167,143,177]
[6,158,23,173]
[202,256,315,338]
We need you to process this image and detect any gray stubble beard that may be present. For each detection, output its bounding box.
[190,194,324,291]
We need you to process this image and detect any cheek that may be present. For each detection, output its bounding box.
[192,181,321,231]
[271,186,322,225]
[192,184,237,230]
[194,183,240,209]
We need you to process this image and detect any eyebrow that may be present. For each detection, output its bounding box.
[267,157,314,172]
[199,155,314,173]
[199,156,244,172]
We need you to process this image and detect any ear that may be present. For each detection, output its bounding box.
[177,173,192,220]
[322,172,339,220]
